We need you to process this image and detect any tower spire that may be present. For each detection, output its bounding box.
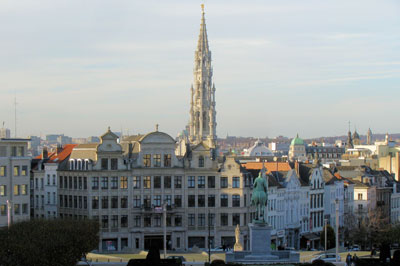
[188,5,217,147]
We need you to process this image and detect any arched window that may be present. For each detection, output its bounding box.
[85,160,89,170]
[198,156,204,167]
[69,160,75,170]
[78,160,82,170]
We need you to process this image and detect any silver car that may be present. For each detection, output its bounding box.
[311,253,341,263]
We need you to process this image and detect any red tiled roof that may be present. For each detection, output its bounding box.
[35,144,78,163]
[241,162,291,174]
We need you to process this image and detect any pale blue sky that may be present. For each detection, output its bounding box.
[0,0,399,139]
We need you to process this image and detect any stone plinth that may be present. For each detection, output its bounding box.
[245,223,279,261]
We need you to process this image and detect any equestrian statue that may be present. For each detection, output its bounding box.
[251,164,268,223]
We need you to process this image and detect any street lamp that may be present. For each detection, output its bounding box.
[7,200,11,228]
[335,199,339,263]
[163,201,167,259]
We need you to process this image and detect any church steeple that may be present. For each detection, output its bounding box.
[346,121,353,149]
[189,4,217,147]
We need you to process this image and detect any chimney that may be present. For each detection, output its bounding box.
[295,160,300,176]
[56,144,62,155]
[42,147,48,159]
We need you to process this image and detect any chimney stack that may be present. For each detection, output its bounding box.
[42,147,48,159]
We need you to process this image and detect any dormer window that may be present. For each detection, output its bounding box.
[69,160,75,170]
[199,156,204,167]
[143,154,151,167]
[153,154,161,167]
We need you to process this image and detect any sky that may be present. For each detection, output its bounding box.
[0,0,399,139]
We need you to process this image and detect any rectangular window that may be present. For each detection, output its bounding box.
[188,176,195,188]
[11,147,17,157]
[208,195,215,207]
[208,213,215,226]
[111,215,118,228]
[143,176,151,189]
[175,215,182,226]
[143,195,151,208]
[134,216,141,227]
[120,176,128,189]
[74,196,77,208]
[188,213,195,226]
[121,215,128,227]
[13,166,20,176]
[198,213,205,226]
[102,196,109,209]
[121,196,128,208]
[110,176,118,189]
[78,177,82,189]
[174,176,182,188]
[92,177,99,190]
[232,195,240,207]
[73,176,77,189]
[14,204,20,215]
[21,184,27,195]
[144,216,151,227]
[164,154,171,167]
[164,176,171,189]
[153,154,161,167]
[0,166,6,177]
[153,195,161,206]
[101,158,108,170]
[14,185,19,196]
[133,195,141,208]
[154,215,161,227]
[79,196,82,209]
[101,177,108,190]
[102,215,109,228]
[64,177,68,189]
[198,195,205,207]
[84,196,87,209]
[174,195,182,208]
[0,146,6,157]
[133,176,140,189]
[22,203,28,214]
[221,213,228,226]
[143,154,151,167]
[154,176,161,189]
[0,185,6,196]
[208,176,215,188]
[21,166,28,176]
[232,214,240,226]
[164,195,172,206]
[111,196,118,209]
[232,177,240,188]
[47,175,50,185]
[83,177,87,190]
[198,176,205,188]
[17,147,24,157]
[188,195,195,207]
[52,175,56,185]
[358,193,363,200]
[110,158,118,170]
[67,177,71,189]
[220,177,228,188]
[220,194,228,207]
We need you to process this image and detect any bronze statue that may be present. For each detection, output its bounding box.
[251,164,268,223]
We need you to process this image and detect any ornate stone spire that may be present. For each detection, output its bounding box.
[346,121,353,149]
[188,4,217,147]
[367,128,372,145]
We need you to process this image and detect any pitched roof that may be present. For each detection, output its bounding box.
[35,144,78,163]
[241,162,291,173]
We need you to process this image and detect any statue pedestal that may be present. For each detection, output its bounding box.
[245,223,279,261]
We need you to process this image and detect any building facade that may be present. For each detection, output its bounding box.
[0,138,31,227]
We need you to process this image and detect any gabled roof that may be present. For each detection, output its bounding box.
[241,162,291,173]
[35,144,78,163]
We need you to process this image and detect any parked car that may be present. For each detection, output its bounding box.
[166,256,186,263]
[310,253,341,263]
[351,245,360,251]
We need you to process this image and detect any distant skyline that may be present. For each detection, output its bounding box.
[1,0,399,139]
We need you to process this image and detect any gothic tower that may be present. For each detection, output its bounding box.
[188,5,217,148]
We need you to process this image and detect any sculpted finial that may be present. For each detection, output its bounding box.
[201,4,205,13]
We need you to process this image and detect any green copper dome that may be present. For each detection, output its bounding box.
[291,134,304,146]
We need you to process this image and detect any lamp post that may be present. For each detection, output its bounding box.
[208,210,211,264]
[163,201,167,259]
[335,199,339,263]
[7,200,11,228]
[324,218,327,254]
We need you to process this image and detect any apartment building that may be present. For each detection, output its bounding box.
[0,138,31,227]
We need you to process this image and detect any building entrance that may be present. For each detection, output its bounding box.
[144,235,171,250]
